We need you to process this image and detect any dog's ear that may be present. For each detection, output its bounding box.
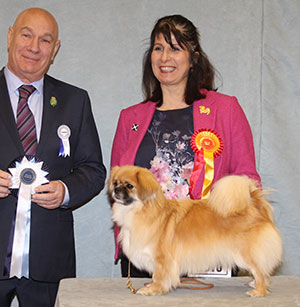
[136,168,160,201]
[107,166,120,193]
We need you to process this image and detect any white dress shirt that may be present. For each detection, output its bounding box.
[4,66,70,205]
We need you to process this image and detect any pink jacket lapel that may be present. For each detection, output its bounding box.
[193,90,217,131]
[119,102,156,165]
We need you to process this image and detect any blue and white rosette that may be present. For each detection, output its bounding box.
[57,125,71,157]
[8,156,49,278]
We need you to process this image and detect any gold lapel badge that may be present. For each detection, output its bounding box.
[199,105,210,115]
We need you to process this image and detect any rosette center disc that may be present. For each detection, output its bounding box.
[20,168,36,185]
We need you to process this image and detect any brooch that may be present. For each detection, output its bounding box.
[131,124,139,131]
[199,105,210,115]
[50,96,57,107]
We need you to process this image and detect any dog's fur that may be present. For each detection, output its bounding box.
[108,165,282,297]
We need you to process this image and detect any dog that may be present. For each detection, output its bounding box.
[108,165,282,297]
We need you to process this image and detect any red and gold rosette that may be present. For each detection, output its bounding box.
[189,129,223,199]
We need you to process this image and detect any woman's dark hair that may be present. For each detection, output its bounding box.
[142,15,217,106]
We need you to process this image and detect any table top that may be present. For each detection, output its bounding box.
[55,275,300,307]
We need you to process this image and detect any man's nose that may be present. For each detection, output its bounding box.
[28,37,40,53]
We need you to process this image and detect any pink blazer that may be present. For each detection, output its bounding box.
[110,90,260,258]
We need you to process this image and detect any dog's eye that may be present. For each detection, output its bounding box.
[113,180,118,187]
[126,183,134,190]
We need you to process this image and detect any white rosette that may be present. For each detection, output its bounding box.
[9,156,49,278]
[57,125,71,157]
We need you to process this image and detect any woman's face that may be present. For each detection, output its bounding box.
[151,33,191,90]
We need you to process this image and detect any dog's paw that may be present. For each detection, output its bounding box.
[136,285,168,296]
[136,287,158,296]
[143,281,152,288]
[246,288,268,297]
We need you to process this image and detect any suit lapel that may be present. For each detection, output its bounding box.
[0,70,24,155]
[36,75,56,157]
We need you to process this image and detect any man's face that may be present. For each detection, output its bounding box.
[7,9,61,83]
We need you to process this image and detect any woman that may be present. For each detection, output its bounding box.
[111,14,261,277]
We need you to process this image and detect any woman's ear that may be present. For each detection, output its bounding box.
[192,51,200,65]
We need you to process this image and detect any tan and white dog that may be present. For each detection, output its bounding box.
[108,165,282,297]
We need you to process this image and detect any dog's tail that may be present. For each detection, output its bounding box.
[207,175,273,218]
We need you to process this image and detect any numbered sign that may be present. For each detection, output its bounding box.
[188,266,232,278]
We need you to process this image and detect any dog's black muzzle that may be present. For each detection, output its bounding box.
[114,187,135,205]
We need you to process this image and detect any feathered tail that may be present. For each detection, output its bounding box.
[207,175,273,219]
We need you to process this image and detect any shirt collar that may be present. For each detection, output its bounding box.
[4,66,44,95]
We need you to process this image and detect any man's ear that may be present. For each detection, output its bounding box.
[51,39,61,63]
[7,26,14,51]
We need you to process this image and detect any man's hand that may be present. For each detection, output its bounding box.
[0,169,12,198]
[32,180,65,209]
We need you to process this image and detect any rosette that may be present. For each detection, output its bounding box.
[57,125,71,157]
[8,156,49,278]
[189,129,223,199]
[9,156,49,191]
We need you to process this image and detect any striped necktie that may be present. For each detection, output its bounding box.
[17,85,37,155]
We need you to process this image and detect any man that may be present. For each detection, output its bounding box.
[0,8,106,307]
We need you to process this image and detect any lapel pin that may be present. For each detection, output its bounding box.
[131,124,139,131]
[199,105,210,115]
[50,96,57,107]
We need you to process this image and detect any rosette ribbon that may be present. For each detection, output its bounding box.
[57,125,71,157]
[9,156,49,278]
[189,129,223,199]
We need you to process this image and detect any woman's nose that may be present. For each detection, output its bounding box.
[161,49,170,62]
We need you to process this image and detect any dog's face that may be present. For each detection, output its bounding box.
[109,167,138,205]
[108,165,162,205]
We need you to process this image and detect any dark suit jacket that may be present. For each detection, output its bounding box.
[0,68,106,282]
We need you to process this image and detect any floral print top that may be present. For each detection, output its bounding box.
[135,106,194,199]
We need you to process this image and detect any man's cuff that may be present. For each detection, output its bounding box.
[59,180,70,208]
